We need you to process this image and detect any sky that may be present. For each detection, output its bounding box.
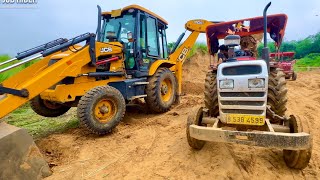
[0,0,320,56]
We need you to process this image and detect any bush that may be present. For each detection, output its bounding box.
[295,53,320,67]
[187,43,208,58]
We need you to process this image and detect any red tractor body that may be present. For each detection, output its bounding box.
[270,52,297,80]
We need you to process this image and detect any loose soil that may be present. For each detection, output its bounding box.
[37,54,320,179]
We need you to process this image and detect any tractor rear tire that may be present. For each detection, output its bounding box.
[186,106,206,150]
[283,115,312,169]
[204,71,219,117]
[77,86,126,135]
[292,72,297,81]
[267,68,288,121]
[30,95,71,117]
[145,67,177,113]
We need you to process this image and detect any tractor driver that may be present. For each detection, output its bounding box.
[217,45,229,63]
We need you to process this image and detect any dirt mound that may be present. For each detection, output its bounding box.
[182,53,210,95]
[37,134,81,167]
[37,53,320,179]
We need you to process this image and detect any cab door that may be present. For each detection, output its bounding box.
[135,13,169,76]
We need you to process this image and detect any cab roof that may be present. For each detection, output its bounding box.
[102,4,168,25]
[206,14,288,55]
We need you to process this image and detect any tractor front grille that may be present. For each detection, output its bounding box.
[219,92,266,115]
[221,109,264,115]
[220,92,265,97]
[220,101,265,106]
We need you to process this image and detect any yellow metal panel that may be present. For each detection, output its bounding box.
[0,46,92,118]
[40,77,125,102]
[102,4,168,25]
[95,42,123,57]
[111,9,122,17]
[185,19,214,33]
[2,57,50,88]
[168,31,200,96]
[148,60,176,76]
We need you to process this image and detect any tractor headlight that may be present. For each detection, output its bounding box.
[220,79,234,89]
[248,78,265,88]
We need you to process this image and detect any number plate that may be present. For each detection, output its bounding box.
[226,114,265,126]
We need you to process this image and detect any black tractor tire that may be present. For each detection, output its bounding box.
[204,71,219,117]
[30,95,71,117]
[292,71,297,81]
[283,115,312,169]
[77,86,126,135]
[186,106,206,150]
[267,68,288,120]
[145,67,177,113]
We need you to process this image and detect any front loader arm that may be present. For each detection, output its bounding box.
[0,47,92,119]
[168,19,215,97]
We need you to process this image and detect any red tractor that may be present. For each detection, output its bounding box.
[270,52,297,80]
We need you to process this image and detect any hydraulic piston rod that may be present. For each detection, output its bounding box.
[0,58,18,67]
[0,54,42,73]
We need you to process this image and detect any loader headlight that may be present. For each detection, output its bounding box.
[248,78,265,88]
[220,79,234,89]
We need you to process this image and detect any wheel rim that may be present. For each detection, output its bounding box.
[94,99,117,123]
[160,78,173,102]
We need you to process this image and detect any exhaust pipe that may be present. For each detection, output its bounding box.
[262,2,271,73]
[96,5,102,41]
[0,54,42,74]
[263,2,271,48]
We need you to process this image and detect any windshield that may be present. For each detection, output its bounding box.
[102,14,135,43]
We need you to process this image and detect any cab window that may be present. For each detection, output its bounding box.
[146,17,159,57]
[158,25,168,58]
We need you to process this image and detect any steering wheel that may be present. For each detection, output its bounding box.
[235,50,245,57]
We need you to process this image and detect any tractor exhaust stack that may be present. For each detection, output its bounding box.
[262,2,271,73]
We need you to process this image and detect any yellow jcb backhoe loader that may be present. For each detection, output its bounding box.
[0,5,216,135]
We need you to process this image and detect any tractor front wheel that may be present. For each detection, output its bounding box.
[283,115,312,169]
[186,106,206,150]
[204,71,219,117]
[145,67,177,113]
[292,71,297,81]
[77,86,126,135]
[30,95,71,117]
[267,68,288,122]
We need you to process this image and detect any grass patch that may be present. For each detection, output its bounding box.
[294,53,320,71]
[3,105,79,139]
[0,55,37,83]
[187,43,208,58]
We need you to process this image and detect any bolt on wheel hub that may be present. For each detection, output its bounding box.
[161,84,168,95]
[99,106,109,114]
[94,99,117,123]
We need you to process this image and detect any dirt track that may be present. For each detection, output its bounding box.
[38,54,320,180]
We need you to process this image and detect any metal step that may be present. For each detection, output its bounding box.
[133,82,149,86]
[129,95,147,101]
